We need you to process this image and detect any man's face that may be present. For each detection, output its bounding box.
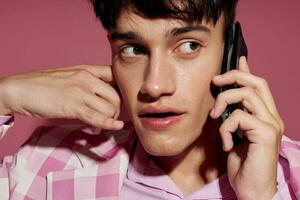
[110,10,225,156]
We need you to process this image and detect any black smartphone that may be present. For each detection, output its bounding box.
[220,21,248,146]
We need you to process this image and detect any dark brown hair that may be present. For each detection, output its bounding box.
[90,0,238,31]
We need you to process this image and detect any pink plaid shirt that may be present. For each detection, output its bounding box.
[0,116,300,199]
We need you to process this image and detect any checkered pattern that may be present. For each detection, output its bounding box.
[279,136,300,198]
[0,116,300,199]
[0,121,133,200]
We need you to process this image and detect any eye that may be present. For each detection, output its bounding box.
[121,45,147,57]
[177,41,201,54]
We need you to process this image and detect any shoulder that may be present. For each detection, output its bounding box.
[2,122,136,199]
[12,121,136,171]
[279,135,300,169]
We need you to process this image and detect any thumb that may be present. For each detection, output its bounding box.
[238,56,250,73]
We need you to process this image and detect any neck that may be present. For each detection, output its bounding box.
[153,118,228,197]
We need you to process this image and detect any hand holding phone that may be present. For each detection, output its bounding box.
[220,22,248,146]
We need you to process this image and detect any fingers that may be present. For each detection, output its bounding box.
[212,58,284,134]
[44,65,123,130]
[211,57,284,150]
[1,65,125,132]
[45,65,114,83]
[90,80,121,113]
[238,56,250,73]
[75,65,114,83]
[83,93,116,118]
[210,86,280,133]
[69,69,123,129]
[73,70,121,117]
[219,109,278,151]
[77,106,124,130]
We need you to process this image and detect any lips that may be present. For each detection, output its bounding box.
[138,106,185,130]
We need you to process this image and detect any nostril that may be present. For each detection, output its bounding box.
[139,84,162,99]
[137,92,160,103]
[139,70,175,100]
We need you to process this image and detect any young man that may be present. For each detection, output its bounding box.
[0,0,299,199]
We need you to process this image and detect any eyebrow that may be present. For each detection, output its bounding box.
[109,31,141,41]
[168,24,210,36]
[109,24,210,41]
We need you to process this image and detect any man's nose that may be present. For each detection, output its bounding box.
[139,52,176,99]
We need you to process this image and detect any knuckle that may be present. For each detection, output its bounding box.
[262,125,278,144]
[269,123,282,139]
[275,119,285,135]
[280,121,285,134]
[266,122,277,134]
[111,92,121,107]
[230,69,239,74]
[219,125,226,133]
[97,117,114,129]
[243,87,255,95]
[277,116,285,133]
[115,95,121,105]
[77,64,86,68]
[73,69,91,80]
[231,109,243,118]
[271,117,285,136]
[218,92,226,101]
[258,77,268,88]
[79,107,95,122]
[59,102,75,117]
[67,86,85,96]
[100,65,110,71]
[106,104,116,117]
[230,69,240,78]
[274,123,281,135]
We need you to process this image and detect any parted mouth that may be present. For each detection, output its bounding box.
[138,106,185,118]
[138,112,180,118]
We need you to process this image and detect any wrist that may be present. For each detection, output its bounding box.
[237,188,277,200]
[0,79,13,116]
[257,188,277,200]
[0,106,12,116]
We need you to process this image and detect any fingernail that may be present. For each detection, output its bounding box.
[108,108,116,117]
[240,56,247,62]
[223,143,228,151]
[113,120,124,129]
[214,75,223,80]
[210,108,215,117]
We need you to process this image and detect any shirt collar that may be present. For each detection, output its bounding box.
[127,141,235,199]
[68,122,135,161]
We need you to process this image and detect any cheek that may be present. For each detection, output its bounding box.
[180,59,219,96]
[179,57,220,117]
[184,74,214,120]
[113,65,142,116]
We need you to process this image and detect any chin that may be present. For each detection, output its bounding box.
[131,107,208,157]
[136,131,189,156]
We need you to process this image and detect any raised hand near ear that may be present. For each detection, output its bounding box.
[210,57,284,200]
[0,65,124,131]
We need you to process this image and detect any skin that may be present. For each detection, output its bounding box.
[0,7,284,200]
[0,65,124,129]
[109,10,284,199]
[110,11,226,196]
[110,12,224,157]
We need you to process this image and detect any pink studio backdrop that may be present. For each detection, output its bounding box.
[0,0,299,156]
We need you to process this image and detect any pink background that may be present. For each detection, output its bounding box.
[0,0,299,156]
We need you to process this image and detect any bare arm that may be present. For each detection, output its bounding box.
[0,65,124,130]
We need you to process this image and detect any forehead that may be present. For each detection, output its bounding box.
[109,9,225,40]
